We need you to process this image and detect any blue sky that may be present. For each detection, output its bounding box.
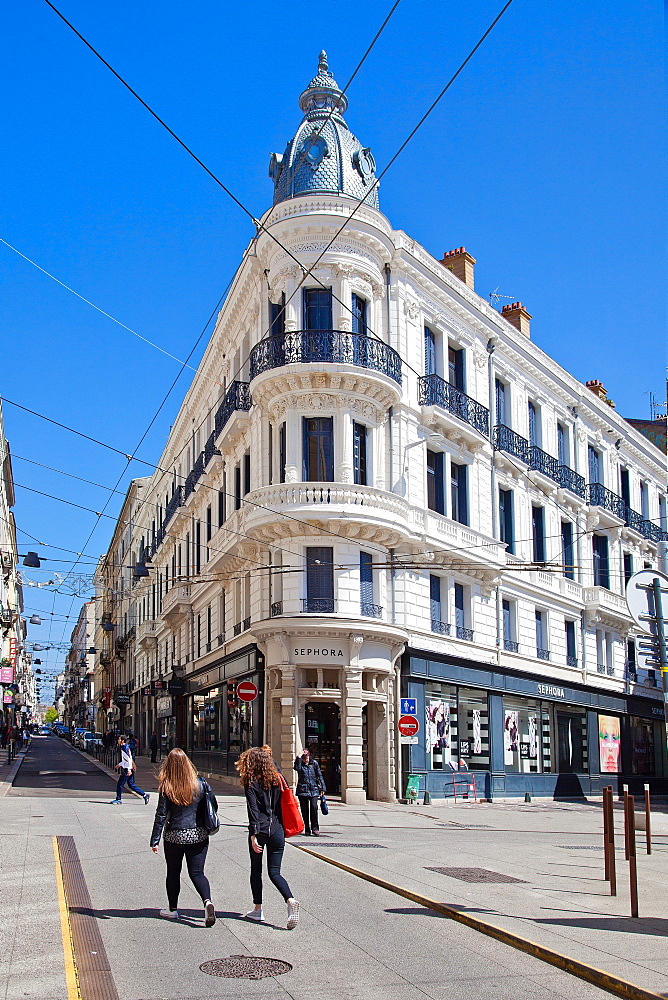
[1,0,663,697]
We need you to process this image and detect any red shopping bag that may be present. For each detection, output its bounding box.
[278,774,305,837]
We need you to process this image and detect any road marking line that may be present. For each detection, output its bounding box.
[53,836,80,1000]
[292,844,663,1000]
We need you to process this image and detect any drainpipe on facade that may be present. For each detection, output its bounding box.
[580,609,587,685]
[495,583,502,665]
[389,549,396,626]
[487,338,498,538]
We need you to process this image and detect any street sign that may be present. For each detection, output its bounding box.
[400,698,417,716]
[398,715,419,737]
[626,570,668,630]
[237,680,258,702]
[626,570,668,680]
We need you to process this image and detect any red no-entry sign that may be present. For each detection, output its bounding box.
[398,715,419,737]
[237,680,258,703]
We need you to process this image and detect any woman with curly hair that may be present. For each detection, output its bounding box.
[150,748,217,926]
[236,746,300,929]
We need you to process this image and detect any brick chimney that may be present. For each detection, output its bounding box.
[501,302,531,338]
[440,247,476,290]
[585,380,608,401]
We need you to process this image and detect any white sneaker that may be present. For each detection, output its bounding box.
[204,901,216,927]
[286,898,300,930]
[244,907,264,922]
[159,909,179,920]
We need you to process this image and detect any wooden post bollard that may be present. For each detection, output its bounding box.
[644,784,651,855]
[603,785,610,880]
[627,794,638,918]
[623,789,630,861]
[604,786,616,895]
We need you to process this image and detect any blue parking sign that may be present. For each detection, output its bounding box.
[401,698,417,716]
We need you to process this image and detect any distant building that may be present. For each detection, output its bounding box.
[624,419,666,455]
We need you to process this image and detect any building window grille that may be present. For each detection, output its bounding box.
[305,547,334,613]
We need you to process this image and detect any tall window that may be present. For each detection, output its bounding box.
[640,481,649,519]
[279,422,286,483]
[502,599,515,650]
[234,465,241,510]
[557,423,568,467]
[565,620,577,666]
[588,445,601,485]
[429,574,443,631]
[426,450,445,514]
[620,468,630,506]
[352,294,368,336]
[623,552,634,585]
[528,400,540,447]
[305,547,334,612]
[454,583,469,639]
[360,552,374,615]
[450,462,468,525]
[303,417,334,481]
[592,534,610,589]
[244,452,251,495]
[218,487,225,528]
[448,346,465,391]
[535,609,547,656]
[195,522,201,574]
[660,495,667,529]
[353,422,368,486]
[303,288,332,331]
[499,487,514,554]
[424,326,437,376]
[561,520,574,580]
[270,293,285,336]
[532,506,546,563]
[495,378,507,426]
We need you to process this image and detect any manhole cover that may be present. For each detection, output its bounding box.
[426,867,527,883]
[301,842,386,848]
[200,956,292,979]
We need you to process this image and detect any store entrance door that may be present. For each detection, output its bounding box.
[305,702,340,794]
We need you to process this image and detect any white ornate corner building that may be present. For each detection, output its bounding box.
[93,53,668,800]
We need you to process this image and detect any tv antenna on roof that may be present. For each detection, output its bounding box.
[489,287,515,308]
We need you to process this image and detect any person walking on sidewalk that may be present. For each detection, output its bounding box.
[150,731,159,764]
[236,747,301,929]
[294,747,325,836]
[150,748,217,926]
[111,735,150,805]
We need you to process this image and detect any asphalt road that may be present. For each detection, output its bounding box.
[11,734,119,797]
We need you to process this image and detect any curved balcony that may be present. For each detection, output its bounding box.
[249,330,402,385]
[419,374,489,437]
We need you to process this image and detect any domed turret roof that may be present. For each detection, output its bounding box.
[269,51,379,209]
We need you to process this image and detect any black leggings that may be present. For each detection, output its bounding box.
[249,828,292,905]
[163,839,211,910]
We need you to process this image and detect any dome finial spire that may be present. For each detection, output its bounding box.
[318,50,329,75]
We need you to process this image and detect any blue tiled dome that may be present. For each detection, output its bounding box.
[269,52,379,209]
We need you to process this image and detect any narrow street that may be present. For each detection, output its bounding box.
[2,738,667,1000]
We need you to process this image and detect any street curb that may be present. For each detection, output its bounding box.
[0,749,28,798]
[292,844,664,1000]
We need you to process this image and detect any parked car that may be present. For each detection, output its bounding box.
[72,728,89,748]
[84,733,104,752]
[52,724,68,737]
[39,726,51,736]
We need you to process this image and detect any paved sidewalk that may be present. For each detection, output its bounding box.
[2,740,668,1000]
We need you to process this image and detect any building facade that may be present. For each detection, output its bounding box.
[61,601,97,729]
[90,53,667,798]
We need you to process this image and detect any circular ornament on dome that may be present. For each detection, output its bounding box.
[303,134,328,167]
[353,147,376,182]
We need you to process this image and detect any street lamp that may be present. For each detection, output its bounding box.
[21,552,41,568]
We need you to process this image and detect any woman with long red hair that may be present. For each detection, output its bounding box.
[150,748,217,926]
[236,747,300,929]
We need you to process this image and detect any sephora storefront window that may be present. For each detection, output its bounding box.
[425,681,489,771]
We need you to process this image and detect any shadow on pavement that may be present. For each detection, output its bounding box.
[69,905,291,931]
[535,915,668,936]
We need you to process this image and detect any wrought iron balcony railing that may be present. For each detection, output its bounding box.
[456,626,474,642]
[361,603,383,619]
[302,598,335,613]
[249,330,402,385]
[596,662,606,674]
[243,617,251,632]
[233,622,242,636]
[214,380,252,437]
[504,639,519,653]
[418,374,489,436]
[431,619,451,635]
[184,452,205,500]
[566,655,578,668]
[528,445,560,483]
[623,506,668,542]
[494,424,530,463]
[537,648,550,661]
[586,483,626,520]
[270,601,283,617]
[558,465,586,499]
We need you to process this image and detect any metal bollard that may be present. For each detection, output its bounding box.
[644,784,652,855]
[627,794,638,918]
[603,786,610,880]
[604,786,616,895]
[623,790,630,861]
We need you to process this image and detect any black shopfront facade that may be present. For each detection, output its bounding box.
[186,644,265,777]
[402,649,667,800]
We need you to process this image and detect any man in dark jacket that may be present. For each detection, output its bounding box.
[294,748,325,836]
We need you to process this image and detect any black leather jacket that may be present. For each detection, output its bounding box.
[245,780,283,838]
[150,777,216,847]
[294,757,325,796]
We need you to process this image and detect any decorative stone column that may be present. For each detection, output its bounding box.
[278,665,298,782]
[338,409,354,484]
[342,634,366,804]
[284,409,300,483]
